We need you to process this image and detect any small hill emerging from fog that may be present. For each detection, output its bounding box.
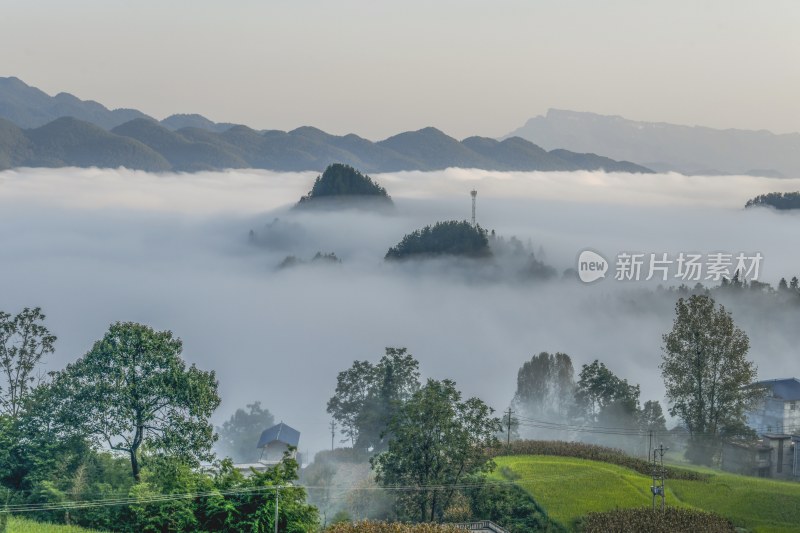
[745,191,800,210]
[385,221,491,260]
[295,164,393,209]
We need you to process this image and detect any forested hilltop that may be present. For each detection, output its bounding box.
[745,191,800,209]
[296,164,393,208]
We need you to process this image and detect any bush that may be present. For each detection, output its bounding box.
[325,521,459,533]
[577,507,735,532]
[465,483,565,532]
[496,441,708,481]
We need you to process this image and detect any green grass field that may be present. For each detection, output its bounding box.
[493,455,800,532]
[3,516,103,533]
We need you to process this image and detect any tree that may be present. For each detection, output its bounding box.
[639,400,667,434]
[49,322,220,481]
[660,295,762,464]
[216,401,274,463]
[371,379,501,522]
[513,351,574,421]
[327,347,420,452]
[574,360,640,424]
[0,307,56,419]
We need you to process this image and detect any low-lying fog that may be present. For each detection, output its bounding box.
[1,167,799,454]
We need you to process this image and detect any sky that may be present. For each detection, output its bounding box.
[2,166,799,454]
[2,0,799,139]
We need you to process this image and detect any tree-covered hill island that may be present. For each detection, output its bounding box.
[745,191,800,210]
[385,221,491,260]
[295,163,394,209]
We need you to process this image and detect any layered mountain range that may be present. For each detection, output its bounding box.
[0,77,650,173]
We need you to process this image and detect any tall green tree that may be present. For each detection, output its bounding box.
[216,401,274,463]
[513,351,575,421]
[574,360,640,423]
[0,307,56,419]
[49,322,220,481]
[371,379,501,522]
[661,295,762,464]
[327,347,420,452]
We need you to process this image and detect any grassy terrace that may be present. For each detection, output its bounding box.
[3,516,104,532]
[493,455,800,532]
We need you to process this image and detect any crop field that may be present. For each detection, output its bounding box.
[493,455,800,532]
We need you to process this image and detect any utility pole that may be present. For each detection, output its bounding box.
[330,420,336,451]
[275,486,280,533]
[505,408,513,447]
[650,443,667,510]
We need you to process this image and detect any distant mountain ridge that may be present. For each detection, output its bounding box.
[0,77,651,173]
[505,109,800,178]
[0,76,236,132]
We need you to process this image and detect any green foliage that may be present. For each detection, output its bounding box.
[46,322,220,481]
[324,521,460,533]
[371,379,502,522]
[661,295,762,464]
[465,483,565,532]
[745,191,800,210]
[577,507,736,532]
[216,401,274,463]
[496,453,800,531]
[639,400,667,434]
[494,440,708,481]
[6,516,105,532]
[0,307,56,419]
[327,348,420,452]
[513,352,575,421]
[385,221,491,260]
[298,164,391,203]
[575,360,640,423]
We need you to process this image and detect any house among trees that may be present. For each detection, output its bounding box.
[721,434,799,480]
[721,378,800,480]
[257,422,300,463]
[746,378,800,435]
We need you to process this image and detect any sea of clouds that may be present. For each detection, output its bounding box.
[1,166,799,453]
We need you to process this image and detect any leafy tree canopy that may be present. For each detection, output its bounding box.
[385,221,491,260]
[47,322,221,481]
[513,351,575,421]
[0,307,56,419]
[660,294,762,463]
[371,378,501,522]
[327,347,420,452]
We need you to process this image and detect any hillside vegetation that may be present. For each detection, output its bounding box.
[745,192,800,210]
[494,455,800,532]
[296,164,392,208]
[4,516,105,532]
[385,221,491,260]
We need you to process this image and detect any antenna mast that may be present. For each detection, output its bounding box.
[470,189,477,226]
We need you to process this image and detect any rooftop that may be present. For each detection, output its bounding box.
[753,378,800,401]
[257,422,300,448]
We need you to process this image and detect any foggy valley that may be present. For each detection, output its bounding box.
[2,166,799,454]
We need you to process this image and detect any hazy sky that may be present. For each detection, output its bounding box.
[3,0,798,139]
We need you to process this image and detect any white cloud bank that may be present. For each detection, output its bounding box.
[1,167,799,452]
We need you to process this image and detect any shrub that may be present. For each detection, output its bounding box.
[495,441,708,481]
[577,507,735,532]
[325,521,460,533]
